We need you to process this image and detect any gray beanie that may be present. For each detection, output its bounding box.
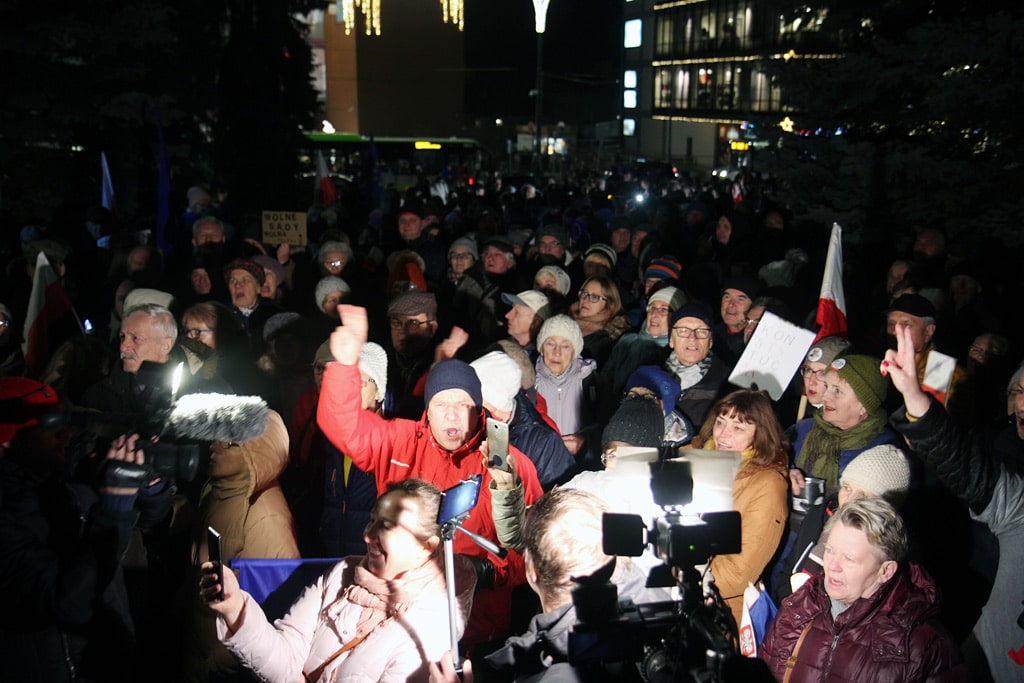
[358,342,389,404]
[840,444,910,504]
[534,265,572,296]
[470,351,522,414]
[537,314,584,360]
[805,335,852,367]
[315,276,351,308]
[448,236,479,262]
[601,395,665,449]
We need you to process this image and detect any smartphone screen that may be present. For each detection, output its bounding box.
[438,476,482,525]
[207,526,225,601]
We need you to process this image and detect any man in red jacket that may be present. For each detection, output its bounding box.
[318,305,543,647]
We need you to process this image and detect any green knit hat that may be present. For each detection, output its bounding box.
[828,354,886,413]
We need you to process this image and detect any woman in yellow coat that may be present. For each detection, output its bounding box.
[691,389,790,628]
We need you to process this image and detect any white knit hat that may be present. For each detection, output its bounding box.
[537,314,584,360]
[534,265,572,296]
[358,342,388,404]
[315,276,350,308]
[470,351,522,414]
[840,445,910,503]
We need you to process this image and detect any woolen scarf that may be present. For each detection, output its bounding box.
[798,408,888,494]
[666,353,710,390]
[569,301,630,341]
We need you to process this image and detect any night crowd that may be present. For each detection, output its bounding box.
[1,167,1023,682]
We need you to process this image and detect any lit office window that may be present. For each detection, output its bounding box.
[623,90,638,109]
[623,119,636,136]
[624,70,637,89]
[624,19,642,48]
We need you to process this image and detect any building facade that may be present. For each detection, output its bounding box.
[621,0,837,172]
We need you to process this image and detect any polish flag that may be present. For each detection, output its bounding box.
[814,223,848,342]
[22,252,74,376]
[317,151,338,207]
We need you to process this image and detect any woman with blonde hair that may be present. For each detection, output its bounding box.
[569,275,631,367]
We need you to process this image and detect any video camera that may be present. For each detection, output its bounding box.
[568,452,747,682]
[41,361,268,486]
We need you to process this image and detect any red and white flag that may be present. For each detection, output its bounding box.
[316,150,338,207]
[814,223,848,342]
[22,252,74,376]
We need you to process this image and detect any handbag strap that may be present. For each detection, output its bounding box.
[782,622,813,683]
[304,635,365,683]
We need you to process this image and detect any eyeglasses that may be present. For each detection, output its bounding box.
[0,319,9,328]
[185,327,214,339]
[800,366,826,379]
[744,317,762,327]
[228,277,257,287]
[672,326,711,339]
[600,449,617,466]
[646,305,671,316]
[324,259,345,268]
[578,290,608,304]
[390,317,433,331]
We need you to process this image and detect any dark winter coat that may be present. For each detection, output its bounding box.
[760,563,968,682]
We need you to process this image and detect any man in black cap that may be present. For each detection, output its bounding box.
[885,293,971,424]
[318,305,544,647]
[713,275,761,366]
[528,224,583,293]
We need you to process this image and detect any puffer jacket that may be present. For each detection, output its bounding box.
[891,397,1024,682]
[760,562,968,682]
[318,361,544,644]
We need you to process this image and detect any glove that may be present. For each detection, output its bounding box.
[461,554,495,592]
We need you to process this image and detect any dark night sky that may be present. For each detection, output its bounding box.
[463,0,622,119]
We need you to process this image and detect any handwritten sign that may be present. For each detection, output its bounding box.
[728,312,816,400]
[261,211,307,246]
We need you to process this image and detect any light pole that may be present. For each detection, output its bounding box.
[532,0,550,167]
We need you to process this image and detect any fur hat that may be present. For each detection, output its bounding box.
[495,339,536,389]
[534,265,572,296]
[315,276,350,308]
[224,258,266,286]
[828,354,887,413]
[0,377,62,443]
[601,395,665,448]
[387,291,437,319]
[447,236,479,262]
[425,359,482,409]
[804,335,852,367]
[359,342,389,404]
[840,445,910,504]
[537,315,584,360]
[470,351,522,414]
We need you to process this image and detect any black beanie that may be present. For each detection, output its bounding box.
[424,359,483,408]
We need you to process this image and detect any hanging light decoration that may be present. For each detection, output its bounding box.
[339,0,381,36]
[441,0,464,31]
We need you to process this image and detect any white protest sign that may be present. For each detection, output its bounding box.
[922,349,956,405]
[728,311,816,400]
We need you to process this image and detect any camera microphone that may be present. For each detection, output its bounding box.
[165,393,268,443]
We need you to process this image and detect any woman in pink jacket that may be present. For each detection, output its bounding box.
[200,478,475,683]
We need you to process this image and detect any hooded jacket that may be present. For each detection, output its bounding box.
[318,361,544,644]
[760,563,967,682]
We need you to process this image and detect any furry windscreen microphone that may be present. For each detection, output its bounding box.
[165,393,268,443]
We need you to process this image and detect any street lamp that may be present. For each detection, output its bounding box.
[532,0,550,164]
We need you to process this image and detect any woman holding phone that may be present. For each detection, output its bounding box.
[200,479,476,683]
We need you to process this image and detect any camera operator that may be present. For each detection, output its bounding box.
[0,377,165,682]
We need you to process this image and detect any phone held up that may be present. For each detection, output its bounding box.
[207,526,225,602]
[437,475,482,526]
[485,416,511,472]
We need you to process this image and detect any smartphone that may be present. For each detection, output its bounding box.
[438,475,482,525]
[485,417,511,472]
[207,526,225,601]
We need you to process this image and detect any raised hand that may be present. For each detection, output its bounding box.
[435,326,469,364]
[882,324,930,417]
[200,560,245,632]
[329,305,369,366]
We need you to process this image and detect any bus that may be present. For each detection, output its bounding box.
[299,132,490,192]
